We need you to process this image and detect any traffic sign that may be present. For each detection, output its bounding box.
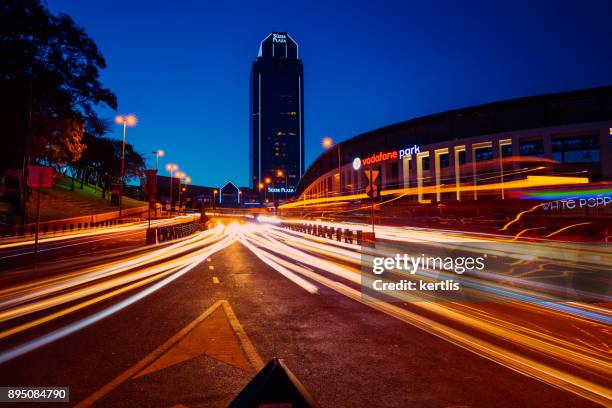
[27,165,54,188]
[364,169,380,199]
[365,183,379,199]
[364,169,379,183]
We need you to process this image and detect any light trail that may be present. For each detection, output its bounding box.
[0,217,610,405]
[0,224,235,363]
[0,215,196,252]
[237,221,612,406]
[280,175,589,209]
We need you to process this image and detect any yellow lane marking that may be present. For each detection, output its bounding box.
[212,276,220,284]
[208,265,215,270]
[133,304,252,378]
[75,300,262,408]
[222,300,264,372]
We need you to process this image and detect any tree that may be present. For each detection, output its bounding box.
[0,0,117,212]
[72,134,146,199]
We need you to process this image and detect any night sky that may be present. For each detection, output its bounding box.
[47,0,612,187]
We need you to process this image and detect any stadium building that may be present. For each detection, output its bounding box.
[294,87,612,205]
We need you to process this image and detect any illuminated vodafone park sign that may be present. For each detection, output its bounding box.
[353,144,421,170]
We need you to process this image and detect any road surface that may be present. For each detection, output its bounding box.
[0,220,609,407]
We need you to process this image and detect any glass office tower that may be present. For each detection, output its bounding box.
[249,32,304,194]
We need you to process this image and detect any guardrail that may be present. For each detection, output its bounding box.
[0,204,160,238]
[282,222,374,244]
[148,221,202,244]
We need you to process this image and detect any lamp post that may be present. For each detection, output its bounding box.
[152,149,164,217]
[213,189,218,210]
[153,149,164,171]
[165,163,178,215]
[322,137,341,196]
[115,114,137,218]
[276,169,288,200]
[184,176,191,210]
[264,177,271,204]
[176,172,187,212]
[258,183,264,205]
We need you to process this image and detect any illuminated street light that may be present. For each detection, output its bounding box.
[263,178,271,202]
[152,149,164,171]
[165,163,178,214]
[277,169,288,199]
[322,136,342,195]
[115,114,137,218]
[150,149,164,217]
[177,172,187,211]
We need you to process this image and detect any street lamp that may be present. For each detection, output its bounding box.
[184,177,191,210]
[276,169,288,199]
[152,149,164,171]
[322,136,341,195]
[258,183,264,205]
[115,114,137,218]
[151,149,164,217]
[213,189,218,210]
[176,172,187,211]
[165,163,178,215]
[264,178,271,203]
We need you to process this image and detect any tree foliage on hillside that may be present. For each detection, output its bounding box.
[0,0,117,170]
[0,0,149,212]
[74,132,146,197]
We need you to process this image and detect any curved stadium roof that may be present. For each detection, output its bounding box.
[297,86,612,194]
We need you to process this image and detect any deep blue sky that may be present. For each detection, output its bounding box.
[47,0,612,187]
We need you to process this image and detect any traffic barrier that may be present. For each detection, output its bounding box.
[147,221,202,244]
[281,222,372,244]
[0,204,160,239]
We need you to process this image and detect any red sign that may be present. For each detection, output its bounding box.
[27,165,54,188]
[361,150,397,166]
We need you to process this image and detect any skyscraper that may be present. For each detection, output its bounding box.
[249,32,304,194]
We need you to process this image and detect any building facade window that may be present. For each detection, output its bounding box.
[501,144,513,157]
[439,153,450,168]
[458,150,467,164]
[552,134,600,163]
[422,157,430,171]
[520,139,545,157]
[390,162,399,181]
[474,147,493,162]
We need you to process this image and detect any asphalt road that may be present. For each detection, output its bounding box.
[0,222,605,407]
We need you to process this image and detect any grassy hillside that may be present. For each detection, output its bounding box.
[0,176,147,224]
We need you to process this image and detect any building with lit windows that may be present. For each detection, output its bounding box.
[294,87,612,204]
[249,32,304,196]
